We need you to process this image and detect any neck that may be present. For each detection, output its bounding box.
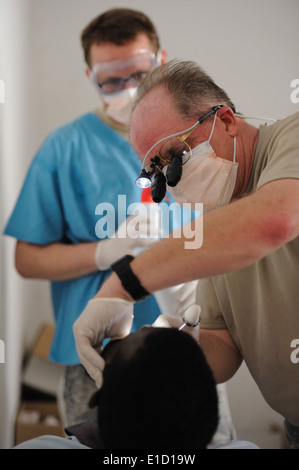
[233,120,259,198]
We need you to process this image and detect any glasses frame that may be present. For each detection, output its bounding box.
[95,71,148,95]
[91,49,159,96]
[156,127,194,170]
[138,105,224,184]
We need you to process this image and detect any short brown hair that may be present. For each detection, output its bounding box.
[134,59,236,120]
[81,8,160,67]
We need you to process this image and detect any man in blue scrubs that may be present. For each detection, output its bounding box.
[4,8,197,426]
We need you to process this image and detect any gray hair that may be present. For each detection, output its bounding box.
[133,59,236,119]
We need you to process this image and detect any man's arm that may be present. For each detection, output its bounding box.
[97,178,299,298]
[14,210,162,281]
[73,178,299,378]
[15,241,98,281]
[199,329,243,383]
[152,314,243,383]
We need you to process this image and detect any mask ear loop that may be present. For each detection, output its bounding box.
[155,50,162,66]
[208,110,218,143]
[208,110,237,163]
[235,113,277,123]
[233,136,237,163]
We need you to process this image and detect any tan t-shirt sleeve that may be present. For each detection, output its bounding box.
[196,277,227,330]
[256,111,299,190]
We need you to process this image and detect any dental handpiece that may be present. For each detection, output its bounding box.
[179,304,201,331]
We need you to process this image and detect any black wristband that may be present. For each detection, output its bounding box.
[111,255,150,301]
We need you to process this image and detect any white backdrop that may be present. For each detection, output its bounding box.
[0,0,298,448]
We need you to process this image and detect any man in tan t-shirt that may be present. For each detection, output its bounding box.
[73,59,299,448]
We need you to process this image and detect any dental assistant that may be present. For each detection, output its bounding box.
[4,8,173,426]
[74,59,299,449]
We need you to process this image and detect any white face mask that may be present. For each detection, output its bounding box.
[102,87,137,126]
[166,139,238,212]
[165,111,238,212]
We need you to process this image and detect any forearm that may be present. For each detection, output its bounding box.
[15,240,98,281]
[97,202,285,298]
[129,184,299,293]
[94,179,299,300]
[93,212,248,301]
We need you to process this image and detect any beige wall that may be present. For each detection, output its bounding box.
[0,0,298,448]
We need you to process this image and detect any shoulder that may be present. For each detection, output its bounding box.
[209,439,260,449]
[46,112,123,151]
[251,111,299,190]
[259,111,299,144]
[13,435,91,449]
[48,112,102,142]
[277,110,299,128]
[272,111,299,141]
[33,113,104,166]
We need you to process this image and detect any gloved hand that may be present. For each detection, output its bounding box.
[95,213,161,270]
[152,304,201,343]
[73,298,134,387]
[153,280,198,318]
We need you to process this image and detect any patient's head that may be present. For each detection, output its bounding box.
[89,326,219,449]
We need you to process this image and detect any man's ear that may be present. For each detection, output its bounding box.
[217,106,238,137]
[160,49,167,65]
[85,68,91,79]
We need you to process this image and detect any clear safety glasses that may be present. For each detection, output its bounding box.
[91,49,159,95]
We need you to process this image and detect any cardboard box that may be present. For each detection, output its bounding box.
[32,323,55,360]
[15,401,65,445]
[22,324,65,397]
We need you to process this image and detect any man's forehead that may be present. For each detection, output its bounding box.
[131,88,178,139]
[130,88,194,159]
[89,33,155,65]
[134,86,174,117]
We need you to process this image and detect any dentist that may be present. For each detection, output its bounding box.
[74,59,299,449]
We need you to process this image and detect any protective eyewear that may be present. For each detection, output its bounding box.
[136,105,224,201]
[91,49,158,95]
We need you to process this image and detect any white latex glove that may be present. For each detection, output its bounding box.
[95,213,161,270]
[152,304,201,343]
[73,298,134,387]
[153,280,198,318]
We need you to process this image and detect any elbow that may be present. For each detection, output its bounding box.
[15,242,33,278]
[214,354,243,384]
[258,212,297,250]
[15,256,31,278]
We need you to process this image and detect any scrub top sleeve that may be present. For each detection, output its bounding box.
[4,137,65,244]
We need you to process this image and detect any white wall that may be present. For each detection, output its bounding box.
[0,0,298,449]
[0,0,55,449]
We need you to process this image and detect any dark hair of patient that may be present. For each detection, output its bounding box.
[93,327,219,449]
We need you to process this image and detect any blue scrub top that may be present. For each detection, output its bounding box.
[4,113,196,364]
